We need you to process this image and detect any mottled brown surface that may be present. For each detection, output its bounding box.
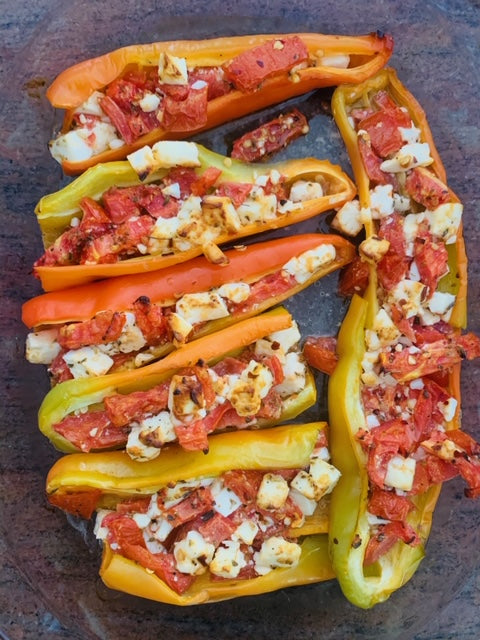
[1,1,479,638]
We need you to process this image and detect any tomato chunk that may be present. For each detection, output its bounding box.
[104,383,169,427]
[303,336,338,376]
[223,36,309,92]
[364,521,421,566]
[58,310,126,350]
[368,488,413,522]
[231,109,308,162]
[338,256,370,297]
[405,167,450,209]
[160,84,208,131]
[49,489,102,519]
[163,487,214,528]
[53,410,127,452]
[414,231,449,297]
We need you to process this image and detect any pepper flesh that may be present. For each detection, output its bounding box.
[33,143,356,291]
[47,32,393,175]
[38,308,315,453]
[328,69,472,607]
[46,423,335,605]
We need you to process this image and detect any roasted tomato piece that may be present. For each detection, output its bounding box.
[364,521,421,566]
[223,36,309,93]
[160,84,208,131]
[49,489,102,519]
[58,310,126,350]
[53,410,127,452]
[338,256,370,297]
[358,135,394,186]
[405,167,450,209]
[231,109,309,162]
[303,336,338,376]
[104,383,169,427]
[368,488,414,522]
[414,231,449,297]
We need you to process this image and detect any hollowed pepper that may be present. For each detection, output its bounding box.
[38,308,317,456]
[24,233,355,381]
[327,69,479,607]
[33,142,356,291]
[46,423,336,605]
[47,32,393,175]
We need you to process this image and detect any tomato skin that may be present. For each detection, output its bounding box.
[303,336,338,376]
[104,383,169,428]
[161,84,208,131]
[58,310,125,350]
[163,487,214,528]
[49,489,102,519]
[231,108,308,162]
[53,410,127,452]
[116,497,152,515]
[338,256,370,297]
[358,136,393,185]
[405,167,450,209]
[222,36,309,92]
[364,521,420,566]
[368,488,413,522]
[414,231,449,297]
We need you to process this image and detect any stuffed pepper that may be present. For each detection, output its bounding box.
[46,423,338,605]
[33,141,356,291]
[47,32,393,175]
[38,308,317,459]
[327,68,480,607]
[24,233,355,385]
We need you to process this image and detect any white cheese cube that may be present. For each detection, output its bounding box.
[117,311,147,353]
[94,509,115,540]
[369,184,394,219]
[132,513,151,529]
[266,322,301,354]
[289,180,324,202]
[73,90,107,117]
[282,244,336,284]
[384,454,416,491]
[50,130,95,163]
[148,517,173,543]
[175,291,230,326]
[256,473,290,510]
[228,360,274,417]
[167,312,194,344]
[308,457,341,497]
[372,308,401,346]
[150,215,181,240]
[139,92,161,113]
[359,236,390,263]
[331,199,362,236]
[380,143,433,173]
[158,52,188,85]
[389,279,426,319]
[143,534,166,555]
[288,488,318,516]
[173,531,215,575]
[126,424,162,462]
[254,536,301,575]
[317,54,350,68]
[254,338,286,365]
[202,195,242,233]
[438,397,458,422]
[398,125,421,144]
[63,346,114,378]
[236,189,277,224]
[427,291,455,317]
[162,478,210,509]
[216,282,250,303]
[209,541,247,579]
[168,373,208,421]
[211,481,242,517]
[138,411,177,446]
[425,202,463,245]
[273,352,306,397]
[25,328,61,364]
[162,182,181,199]
[232,519,259,545]
[152,140,200,168]
[127,145,156,177]
[393,193,411,213]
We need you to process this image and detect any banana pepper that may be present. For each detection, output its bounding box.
[38,308,316,455]
[46,423,335,605]
[328,69,476,607]
[47,32,393,175]
[33,143,356,291]
[24,233,355,379]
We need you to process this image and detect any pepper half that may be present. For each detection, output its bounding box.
[46,423,335,605]
[38,308,316,454]
[47,32,393,175]
[328,69,476,607]
[33,143,356,291]
[24,233,355,380]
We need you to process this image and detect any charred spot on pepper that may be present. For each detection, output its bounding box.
[352,534,362,549]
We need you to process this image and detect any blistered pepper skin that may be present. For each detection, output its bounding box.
[47,32,394,175]
[328,70,469,608]
[38,308,316,453]
[34,144,356,291]
[46,423,335,605]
